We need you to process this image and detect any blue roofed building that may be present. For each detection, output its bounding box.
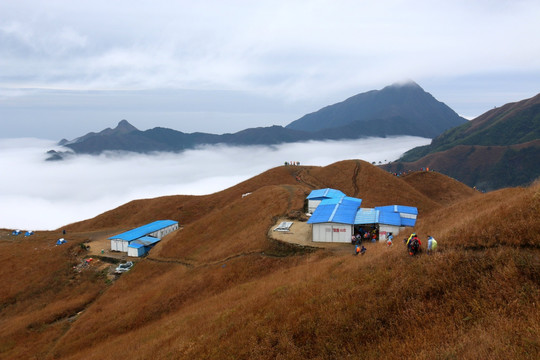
[109,220,179,256]
[305,189,418,243]
[308,196,362,242]
[375,205,418,227]
[306,188,346,214]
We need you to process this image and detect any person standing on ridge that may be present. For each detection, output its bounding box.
[427,235,437,255]
[387,232,393,247]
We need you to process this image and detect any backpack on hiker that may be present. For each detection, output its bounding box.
[410,238,420,255]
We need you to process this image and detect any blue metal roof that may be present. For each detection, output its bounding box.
[308,196,361,225]
[307,188,346,200]
[128,242,145,249]
[134,236,161,246]
[109,220,178,241]
[375,205,418,227]
[378,211,402,226]
[354,208,412,226]
[354,208,379,224]
[320,196,362,206]
[375,205,418,215]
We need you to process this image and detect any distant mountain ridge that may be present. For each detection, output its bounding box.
[383,93,540,191]
[49,81,467,158]
[286,81,467,137]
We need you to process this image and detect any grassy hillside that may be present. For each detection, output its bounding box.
[389,93,540,191]
[401,93,540,162]
[384,140,540,191]
[1,161,538,359]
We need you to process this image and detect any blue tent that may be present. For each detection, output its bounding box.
[25,231,35,236]
[56,238,67,245]
[11,230,21,236]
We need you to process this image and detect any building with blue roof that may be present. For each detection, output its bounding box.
[375,205,418,227]
[109,220,179,256]
[306,188,346,214]
[308,196,362,242]
[305,189,418,243]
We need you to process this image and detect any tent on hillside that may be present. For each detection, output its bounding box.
[56,238,67,245]
[11,230,21,236]
[25,231,35,236]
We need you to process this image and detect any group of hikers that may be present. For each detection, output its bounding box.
[352,227,377,256]
[353,230,438,256]
[405,233,438,256]
[351,227,378,245]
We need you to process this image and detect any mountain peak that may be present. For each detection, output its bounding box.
[285,80,466,136]
[115,120,138,134]
[387,80,422,90]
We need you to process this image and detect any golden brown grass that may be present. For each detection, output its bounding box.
[1,160,538,359]
[0,232,108,359]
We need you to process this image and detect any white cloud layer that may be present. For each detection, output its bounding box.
[0,136,430,230]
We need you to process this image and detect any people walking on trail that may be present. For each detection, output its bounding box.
[386,232,393,247]
[406,233,415,252]
[427,235,438,255]
[355,245,367,256]
[406,233,421,256]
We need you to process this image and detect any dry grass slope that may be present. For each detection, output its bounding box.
[1,160,538,359]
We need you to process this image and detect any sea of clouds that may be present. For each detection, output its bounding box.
[0,136,431,230]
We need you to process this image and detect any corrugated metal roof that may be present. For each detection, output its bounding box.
[109,220,178,241]
[375,205,418,226]
[306,188,346,200]
[308,196,361,224]
[378,211,402,226]
[354,208,379,224]
[400,217,417,227]
[128,242,144,249]
[132,236,161,246]
[375,205,418,215]
[307,204,336,223]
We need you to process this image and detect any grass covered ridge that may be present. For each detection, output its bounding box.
[1,161,539,359]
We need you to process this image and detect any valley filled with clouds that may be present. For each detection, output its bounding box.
[0,136,430,230]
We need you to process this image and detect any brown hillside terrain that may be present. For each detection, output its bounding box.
[50,176,540,358]
[64,160,449,236]
[384,140,540,189]
[0,231,109,359]
[401,170,479,205]
[1,161,539,359]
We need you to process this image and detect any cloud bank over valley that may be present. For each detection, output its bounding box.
[0,136,430,230]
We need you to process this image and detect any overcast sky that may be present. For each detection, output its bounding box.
[1,0,540,139]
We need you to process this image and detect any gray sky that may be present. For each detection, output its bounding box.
[1,0,540,140]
